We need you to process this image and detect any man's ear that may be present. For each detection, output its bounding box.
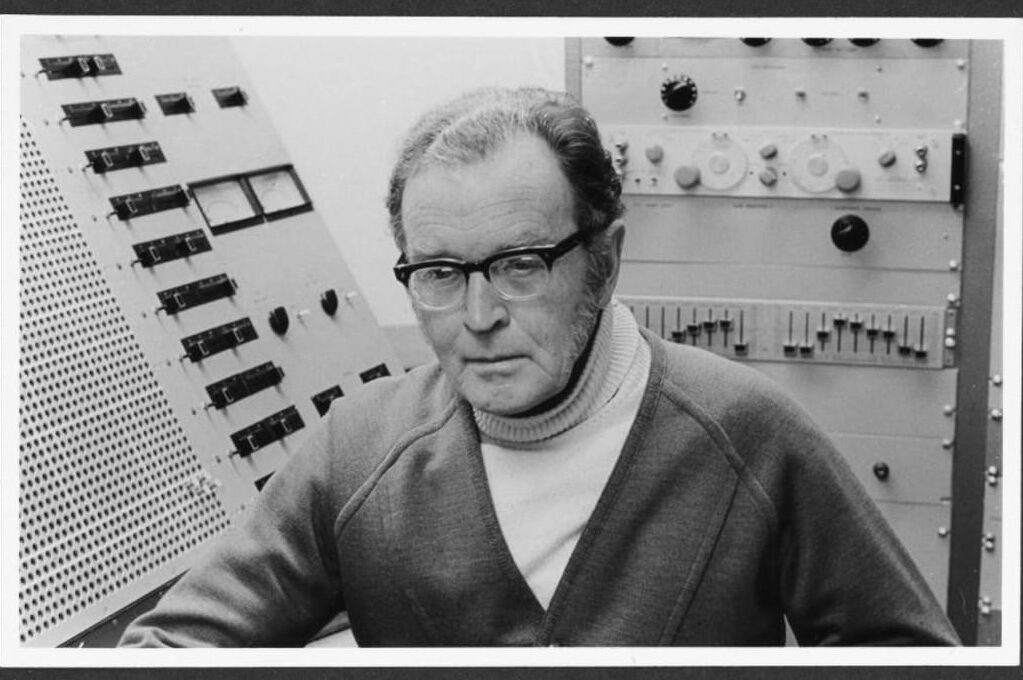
[597,220,626,307]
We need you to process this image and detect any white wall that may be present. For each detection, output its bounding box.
[231,37,566,328]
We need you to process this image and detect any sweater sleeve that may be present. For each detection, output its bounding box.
[118,410,345,647]
[768,399,961,646]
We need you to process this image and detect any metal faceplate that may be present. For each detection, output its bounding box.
[571,37,1001,625]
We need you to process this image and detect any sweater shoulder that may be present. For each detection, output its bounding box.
[650,333,812,437]
[281,362,460,509]
[324,360,458,460]
[645,333,838,512]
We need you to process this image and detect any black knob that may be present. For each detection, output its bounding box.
[320,289,339,316]
[740,38,771,47]
[604,37,634,46]
[911,39,944,48]
[872,462,890,481]
[660,74,698,112]
[802,38,832,47]
[849,38,880,47]
[268,306,289,335]
[831,214,870,253]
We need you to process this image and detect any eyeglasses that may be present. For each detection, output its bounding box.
[393,231,585,310]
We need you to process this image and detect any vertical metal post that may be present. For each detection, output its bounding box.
[947,39,1003,645]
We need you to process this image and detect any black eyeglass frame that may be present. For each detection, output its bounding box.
[392,231,586,290]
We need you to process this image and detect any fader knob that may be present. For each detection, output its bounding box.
[831,214,870,252]
[605,37,635,46]
[912,39,944,48]
[740,38,771,46]
[673,165,701,189]
[850,38,880,46]
[660,74,698,112]
[802,38,833,47]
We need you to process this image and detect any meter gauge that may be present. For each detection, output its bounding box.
[191,177,261,234]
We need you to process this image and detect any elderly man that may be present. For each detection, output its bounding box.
[120,87,959,647]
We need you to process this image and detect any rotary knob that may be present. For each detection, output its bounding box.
[831,214,870,252]
[660,74,698,112]
[835,168,862,193]
[674,165,701,189]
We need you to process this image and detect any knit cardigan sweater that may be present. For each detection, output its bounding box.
[120,331,959,647]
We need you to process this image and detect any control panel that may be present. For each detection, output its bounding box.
[569,37,1002,643]
[19,36,403,646]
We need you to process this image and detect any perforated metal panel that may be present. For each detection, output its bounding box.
[19,119,230,646]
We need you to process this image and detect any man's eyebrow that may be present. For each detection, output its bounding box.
[409,229,556,261]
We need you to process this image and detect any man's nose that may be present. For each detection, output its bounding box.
[463,271,509,332]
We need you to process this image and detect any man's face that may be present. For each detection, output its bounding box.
[401,135,600,416]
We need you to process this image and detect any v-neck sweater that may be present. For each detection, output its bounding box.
[478,302,651,608]
[120,328,960,647]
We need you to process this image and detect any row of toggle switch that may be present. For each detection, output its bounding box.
[227,361,391,460]
[58,88,246,127]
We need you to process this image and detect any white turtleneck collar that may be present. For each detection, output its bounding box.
[473,299,640,445]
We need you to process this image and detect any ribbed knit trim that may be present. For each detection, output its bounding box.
[474,300,640,444]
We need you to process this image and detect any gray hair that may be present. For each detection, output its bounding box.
[385,87,624,293]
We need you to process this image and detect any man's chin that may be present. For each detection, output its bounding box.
[462,385,545,418]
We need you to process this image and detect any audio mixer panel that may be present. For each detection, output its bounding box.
[569,37,1002,643]
[19,36,402,646]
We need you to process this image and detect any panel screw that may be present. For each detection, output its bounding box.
[583,56,594,68]
[937,526,950,538]
[942,404,956,416]
[991,374,1002,386]
[948,260,959,271]
[941,438,954,450]
[990,408,1003,422]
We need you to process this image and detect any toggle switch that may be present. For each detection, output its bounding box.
[872,462,890,481]
[269,306,290,335]
[321,289,339,316]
